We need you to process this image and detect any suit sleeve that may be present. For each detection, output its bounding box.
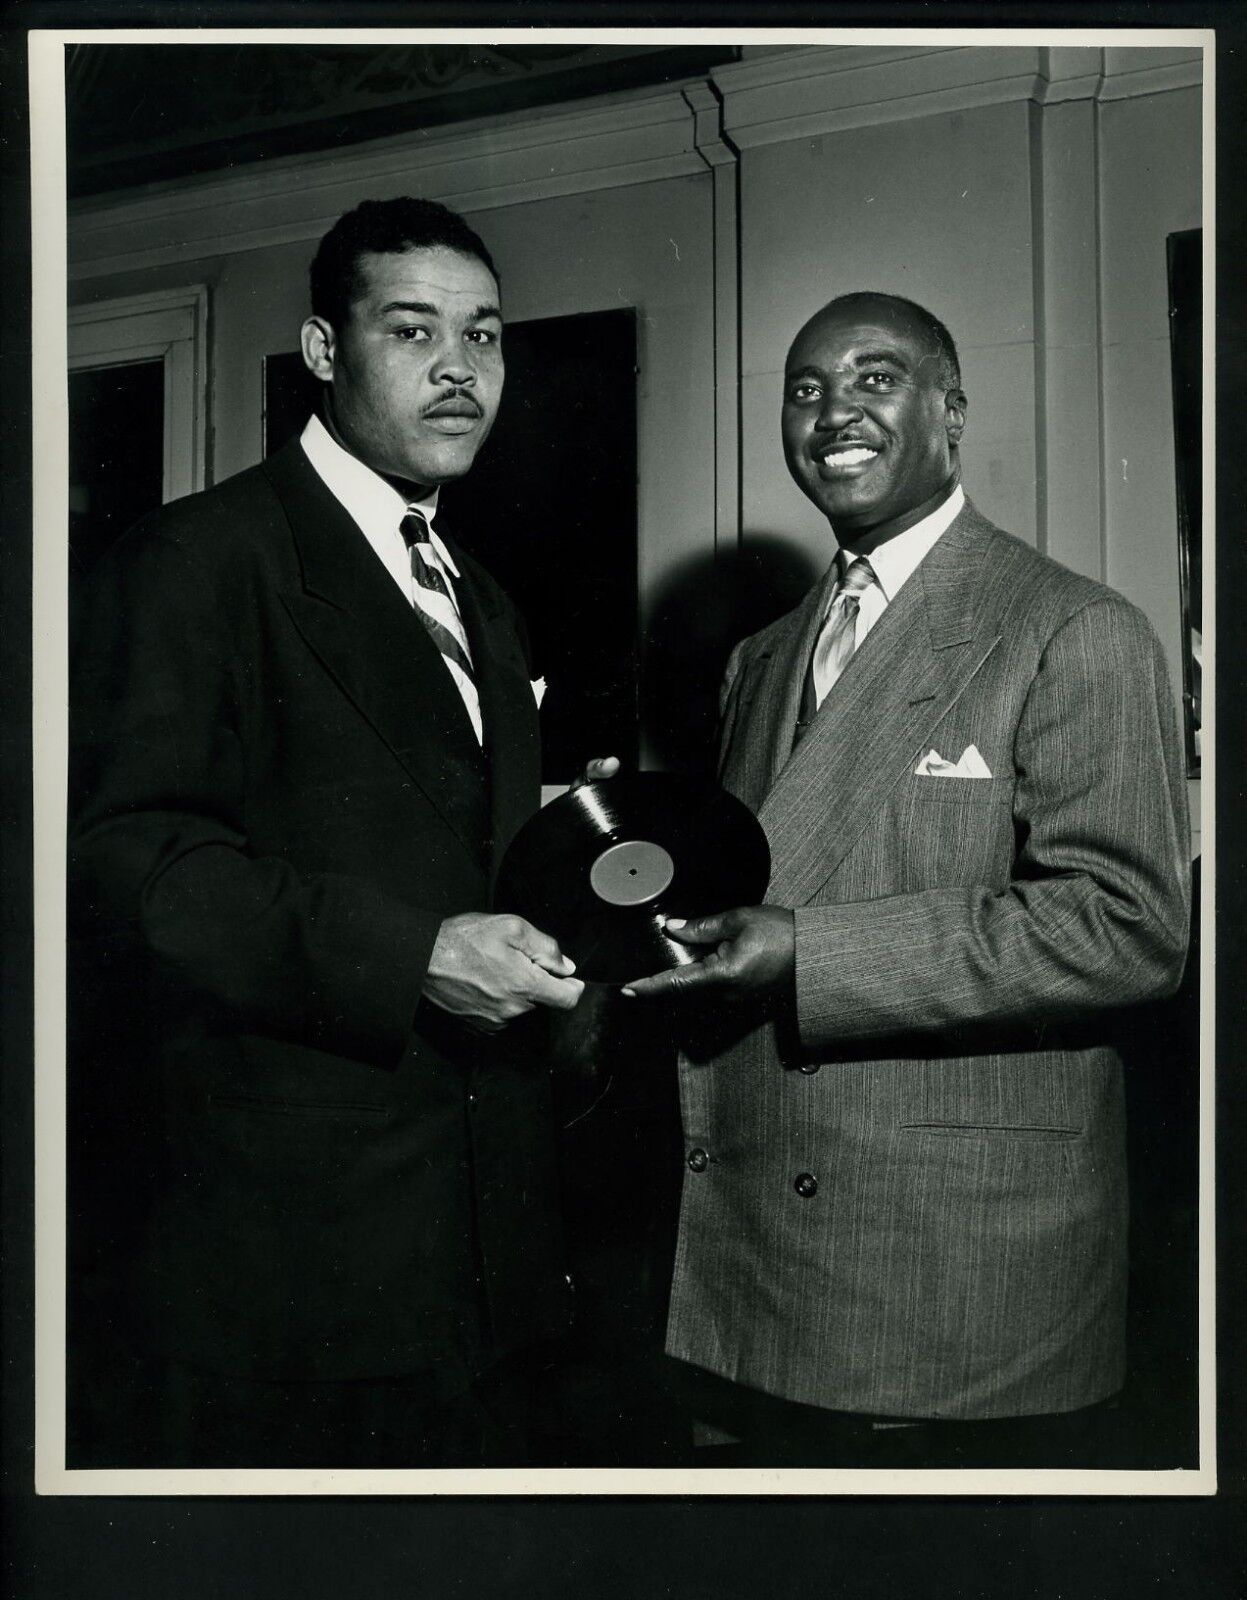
[70,526,444,1066]
[793,597,1192,1050]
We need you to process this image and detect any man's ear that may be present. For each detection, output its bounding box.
[944,387,967,448]
[300,316,336,383]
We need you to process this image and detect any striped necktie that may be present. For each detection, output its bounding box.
[399,509,482,741]
[794,554,878,744]
[399,509,475,681]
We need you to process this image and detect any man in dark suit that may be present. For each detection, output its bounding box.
[626,292,1191,1467]
[68,198,591,1467]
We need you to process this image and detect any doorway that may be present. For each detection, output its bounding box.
[67,286,208,633]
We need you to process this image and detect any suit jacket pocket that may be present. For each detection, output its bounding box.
[872,775,1016,892]
[903,1049,1096,1136]
[900,775,1014,805]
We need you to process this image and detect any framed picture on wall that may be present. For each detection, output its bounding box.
[1167,228,1201,777]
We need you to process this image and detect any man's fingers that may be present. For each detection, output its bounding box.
[661,911,734,946]
[507,916,576,976]
[523,967,585,1011]
[621,963,719,999]
[570,754,621,791]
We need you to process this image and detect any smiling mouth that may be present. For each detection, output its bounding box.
[816,444,879,469]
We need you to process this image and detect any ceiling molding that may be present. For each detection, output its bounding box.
[1094,47,1204,102]
[66,43,738,199]
[69,44,1205,282]
[69,83,706,280]
[710,44,1204,147]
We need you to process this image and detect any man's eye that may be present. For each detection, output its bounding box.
[862,371,897,388]
[787,383,821,403]
[394,326,430,342]
[465,328,498,346]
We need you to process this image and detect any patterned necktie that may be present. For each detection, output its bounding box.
[795,554,878,742]
[399,508,483,746]
[399,508,476,686]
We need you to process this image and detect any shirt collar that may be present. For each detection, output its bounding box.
[299,413,459,578]
[836,481,965,602]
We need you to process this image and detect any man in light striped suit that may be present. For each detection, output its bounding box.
[626,291,1191,1467]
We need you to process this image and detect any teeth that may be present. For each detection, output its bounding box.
[821,446,877,466]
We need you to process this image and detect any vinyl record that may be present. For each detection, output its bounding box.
[495,774,771,985]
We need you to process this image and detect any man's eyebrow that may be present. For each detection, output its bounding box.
[852,348,911,369]
[378,299,503,323]
[784,349,915,378]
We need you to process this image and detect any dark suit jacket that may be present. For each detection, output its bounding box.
[666,499,1191,1419]
[69,438,570,1385]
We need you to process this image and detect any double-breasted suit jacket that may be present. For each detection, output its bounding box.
[70,438,569,1386]
[665,498,1190,1420]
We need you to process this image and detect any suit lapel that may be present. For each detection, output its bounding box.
[762,568,838,790]
[717,574,829,816]
[445,532,542,876]
[751,503,1004,906]
[264,443,488,859]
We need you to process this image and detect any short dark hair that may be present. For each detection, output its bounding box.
[824,291,961,389]
[310,197,499,330]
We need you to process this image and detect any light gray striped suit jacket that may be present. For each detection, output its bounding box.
[665,498,1190,1419]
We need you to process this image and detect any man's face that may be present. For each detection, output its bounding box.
[301,245,503,491]
[781,297,965,542]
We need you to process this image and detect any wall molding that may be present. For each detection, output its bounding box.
[711,43,1204,148]
[684,82,741,553]
[69,43,1205,282]
[70,84,707,280]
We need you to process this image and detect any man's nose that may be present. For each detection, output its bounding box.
[816,382,864,430]
[430,339,476,386]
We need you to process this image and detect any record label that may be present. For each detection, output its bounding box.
[588,840,675,907]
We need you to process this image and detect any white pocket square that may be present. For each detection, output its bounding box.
[530,676,547,708]
[914,743,992,778]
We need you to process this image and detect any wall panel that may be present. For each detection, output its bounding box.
[735,98,1040,567]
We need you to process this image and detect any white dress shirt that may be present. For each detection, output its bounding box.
[300,413,483,744]
[830,481,965,649]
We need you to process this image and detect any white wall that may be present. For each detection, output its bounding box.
[736,95,1041,568]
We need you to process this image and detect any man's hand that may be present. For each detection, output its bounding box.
[422,912,584,1031]
[621,906,795,1003]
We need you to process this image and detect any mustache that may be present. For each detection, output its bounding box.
[422,388,484,419]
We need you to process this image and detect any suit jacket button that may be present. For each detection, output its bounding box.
[687,1147,709,1173]
[798,1062,820,1075]
[794,1172,818,1198]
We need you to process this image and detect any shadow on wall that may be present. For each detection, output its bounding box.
[642,531,824,777]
